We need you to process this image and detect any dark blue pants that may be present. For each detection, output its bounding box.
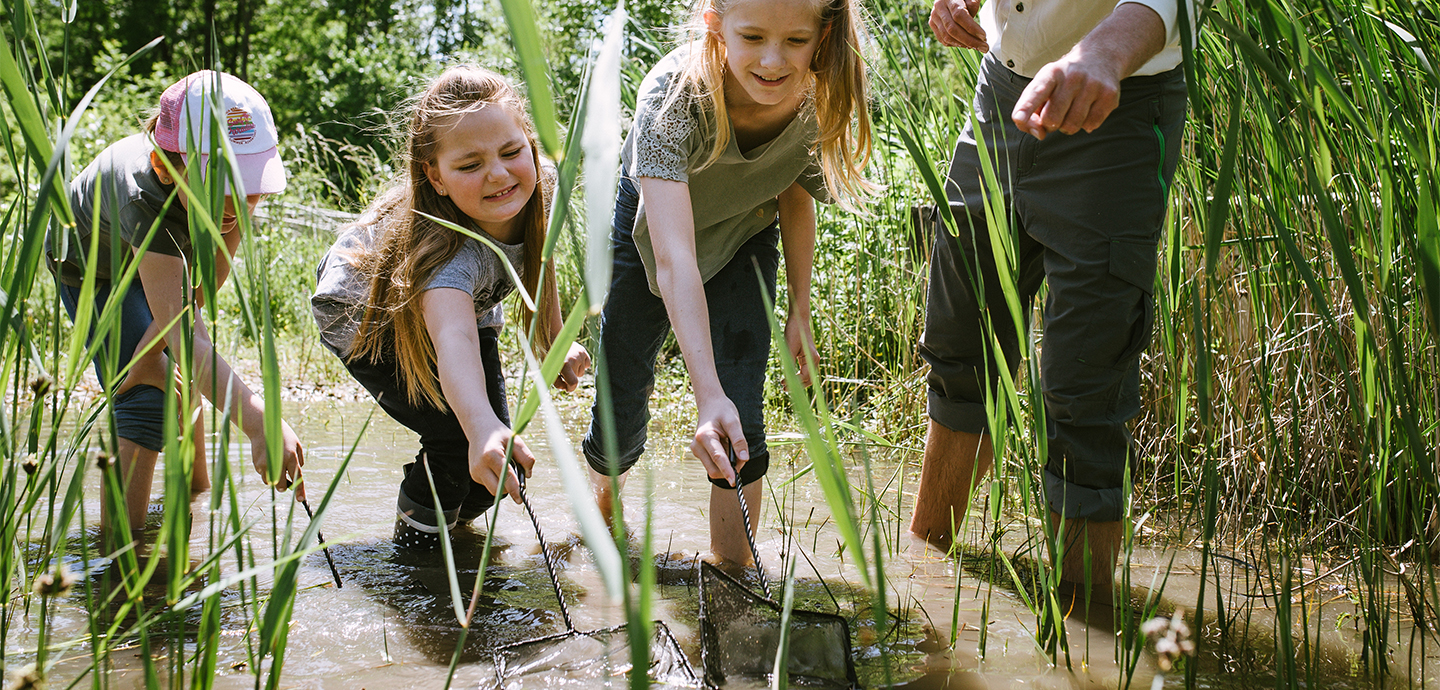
[582,175,778,488]
[57,277,167,452]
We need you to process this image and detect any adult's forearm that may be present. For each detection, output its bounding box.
[1073,3,1166,83]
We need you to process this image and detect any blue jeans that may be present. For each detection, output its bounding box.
[582,175,779,488]
[57,277,167,452]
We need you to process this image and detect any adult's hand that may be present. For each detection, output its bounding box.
[1010,3,1166,140]
[930,0,988,51]
[1011,54,1123,140]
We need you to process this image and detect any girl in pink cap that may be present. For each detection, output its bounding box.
[45,70,304,541]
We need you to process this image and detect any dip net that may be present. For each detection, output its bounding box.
[487,475,702,688]
[491,621,700,688]
[697,561,858,689]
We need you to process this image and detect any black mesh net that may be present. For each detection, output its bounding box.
[698,561,858,689]
[491,621,701,688]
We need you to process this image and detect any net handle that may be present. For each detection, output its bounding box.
[517,470,574,631]
[730,446,771,599]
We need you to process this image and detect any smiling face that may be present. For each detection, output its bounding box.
[422,105,538,242]
[706,0,823,109]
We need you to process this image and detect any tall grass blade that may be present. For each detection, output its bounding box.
[753,265,869,589]
[582,5,626,312]
[422,459,466,624]
[513,328,624,600]
[498,0,561,157]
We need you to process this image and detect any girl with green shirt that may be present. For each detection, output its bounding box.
[582,0,875,565]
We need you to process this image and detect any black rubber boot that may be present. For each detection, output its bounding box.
[393,518,444,550]
[393,463,459,551]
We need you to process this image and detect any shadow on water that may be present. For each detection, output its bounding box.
[323,524,586,664]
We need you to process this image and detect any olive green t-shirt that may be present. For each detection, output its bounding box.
[46,134,192,287]
[622,46,831,295]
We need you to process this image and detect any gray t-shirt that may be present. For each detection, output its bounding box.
[311,218,525,358]
[46,133,193,287]
[623,46,831,295]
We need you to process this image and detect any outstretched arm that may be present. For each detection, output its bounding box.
[424,287,536,504]
[642,176,746,486]
[778,182,819,387]
[134,249,305,499]
[1010,3,1167,139]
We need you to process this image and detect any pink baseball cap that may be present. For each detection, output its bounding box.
[154,70,286,195]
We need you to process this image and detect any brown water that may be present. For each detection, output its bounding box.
[10,398,1436,688]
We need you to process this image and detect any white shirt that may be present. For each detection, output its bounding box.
[981,0,1195,78]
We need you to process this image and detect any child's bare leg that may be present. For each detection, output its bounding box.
[189,405,209,495]
[105,438,159,533]
[103,339,169,539]
[709,479,763,566]
[589,466,628,528]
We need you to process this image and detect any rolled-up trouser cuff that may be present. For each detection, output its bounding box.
[707,450,770,489]
[114,384,166,452]
[396,485,459,532]
[1044,468,1125,522]
[582,436,645,478]
[926,389,992,435]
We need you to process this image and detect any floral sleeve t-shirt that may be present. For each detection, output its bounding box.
[621,45,831,295]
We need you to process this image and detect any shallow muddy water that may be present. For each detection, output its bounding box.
[8,397,1436,688]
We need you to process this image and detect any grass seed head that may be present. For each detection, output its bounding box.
[94,449,114,472]
[21,454,37,475]
[32,566,76,597]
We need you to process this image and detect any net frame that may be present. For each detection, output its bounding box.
[484,475,703,688]
[697,560,859,689]
[490,620,701,687]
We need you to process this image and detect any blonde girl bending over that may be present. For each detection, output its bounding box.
[583,0,873,564]
[313,66,590,549]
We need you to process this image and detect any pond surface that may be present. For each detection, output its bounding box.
[8,397,1435,688]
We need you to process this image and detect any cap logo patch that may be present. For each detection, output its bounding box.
[226,107,256,144]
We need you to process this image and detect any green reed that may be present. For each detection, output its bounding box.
[842,0,1440,686]
[2,3,352,688]
[8,0,1440,687]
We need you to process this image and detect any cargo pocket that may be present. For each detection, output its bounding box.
[1107,238,1158,369]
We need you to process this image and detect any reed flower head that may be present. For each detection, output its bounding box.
[27,374,51,398]
[1142,609,1195,671]
[6,662,41,690]
[32,566,76,597]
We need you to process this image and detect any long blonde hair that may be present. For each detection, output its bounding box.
[667,0,876,210]
[348,65,557,409]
